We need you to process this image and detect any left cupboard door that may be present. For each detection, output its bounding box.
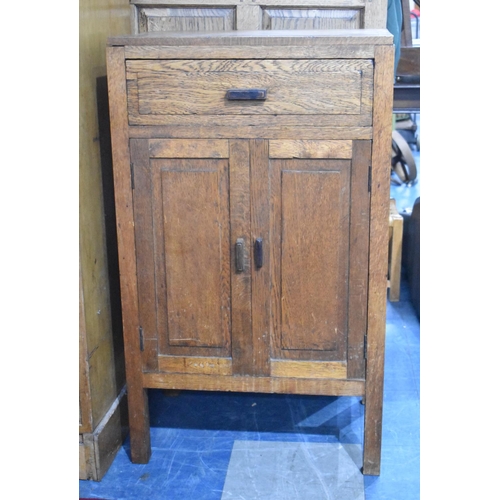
[130,138,236,376]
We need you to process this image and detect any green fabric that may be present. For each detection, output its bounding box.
[387,0,403,80]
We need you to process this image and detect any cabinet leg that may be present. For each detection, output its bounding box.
[362,381,383,475]
[127,385,152,464]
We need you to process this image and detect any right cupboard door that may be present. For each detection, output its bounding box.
[265,139,372,381]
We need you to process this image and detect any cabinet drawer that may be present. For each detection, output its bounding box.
[126,59,373,126]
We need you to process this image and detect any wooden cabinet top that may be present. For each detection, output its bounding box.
[108,28,393,47]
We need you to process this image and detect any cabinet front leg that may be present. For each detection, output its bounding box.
[362,341,385,475]
[127,384,151,464]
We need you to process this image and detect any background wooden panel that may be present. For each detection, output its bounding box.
[262,8,362,30]
[80,0,131,480]
[136,7,235,33]
[129,0,388,33]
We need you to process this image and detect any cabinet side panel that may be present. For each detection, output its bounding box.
[107,48,151,464]
[363,43,394,476]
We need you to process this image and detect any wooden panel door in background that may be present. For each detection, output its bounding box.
[262,8,362,30]
[130,139,234,375]
[134,7,235,33]
[129,1,388,33]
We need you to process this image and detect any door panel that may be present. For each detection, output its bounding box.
[131,140,233,375]
[153,158,231,357]
[267,140,371,377]
[270,159,351,362]
[159,165,230,349]
[131,138,369,379]
[281,169,345,351]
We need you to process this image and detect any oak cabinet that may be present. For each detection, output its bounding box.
[107,30,394,476]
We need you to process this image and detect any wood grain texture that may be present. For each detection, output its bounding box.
[129,125,373,140]
[131,0,374,6]
[250,139,271,376]
[162,165,230,348]
[79,259,92,433]
[347,140,371,379]
[364,0,387,29]
[136,7,235,33]
[144,372,365,396]
[236,5,261,30]
[280,169,345,352]
[262,8,362,30]
[149,139,229,158]
[124,44,377,60]
[270,360,347,379]
[270,158,350,361]
[127,59,369,118]
[128,0,388,32]
[130,139,159,373]
[388,198,403,302]
[229,140,253,375]
[362,44,394,476]
[107,46,151,464]
[79,387,128,481]
[110,29,392,47]
[269,140,352,159]
[145,158,231,353]
[108,30,394,473]
[158,356,232,375]
[80,0,130,437]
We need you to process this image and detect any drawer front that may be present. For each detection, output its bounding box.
[126,59,373,126]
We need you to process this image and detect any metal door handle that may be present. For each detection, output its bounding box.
[235,238,245,273]
[254,238,263,269]
[226,89,267,100]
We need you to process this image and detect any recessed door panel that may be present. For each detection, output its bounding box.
[271,159,350,361]
[281,169,344,351]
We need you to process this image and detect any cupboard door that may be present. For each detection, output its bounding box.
[131,139,235,376]
[267,140,371,380]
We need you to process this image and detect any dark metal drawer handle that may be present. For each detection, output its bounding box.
[235,238,245,273]
[226,89,267,101]
[254,238,263,269]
